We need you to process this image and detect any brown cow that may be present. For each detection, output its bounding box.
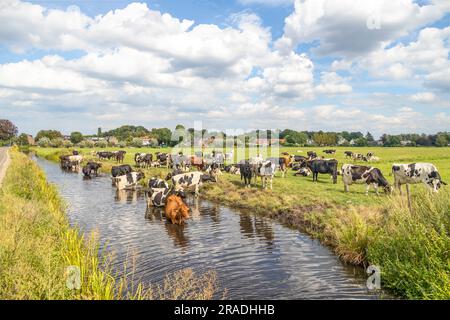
[165,194,190,225]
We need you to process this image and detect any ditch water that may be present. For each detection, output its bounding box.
[36,157,384,299]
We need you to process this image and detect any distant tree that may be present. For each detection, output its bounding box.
[35,130,62,142]
[435,133,448,147]
[365,132,374,142]
[354,137,368,146]
[50,138,64,148]
[17,133,30,146]
[0,119,18,142]
[175,124,185,131]
[384,135,401,147]
[151,128,172,146]
[131,137,143,148]
[98,127,102,137]
[285,131,308,145]
[95,140,107,148]
[103,125,150,141]
[70,131,83,144]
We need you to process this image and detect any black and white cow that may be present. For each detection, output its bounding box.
[97,151,114,160]
[171,172,216,197]
[147,187,185,207]
[344,151,353,159]
[113,172,145,190]
[307,151,318,159]
[111,164,133,177]
[308,159,338,183]
[323,149,336,154]
[392,163,446,193]
[257,160,276,189]
[148,177,169,189]
[341,164,391,195]
[135,153,152,168]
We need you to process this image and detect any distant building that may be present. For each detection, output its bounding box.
[254,138,282,146]
[27,134,35,145]
[400,140,412,146]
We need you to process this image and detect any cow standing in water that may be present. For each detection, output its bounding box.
[165,194,190,225]
[392,163,446,193]
[341,164,391,195]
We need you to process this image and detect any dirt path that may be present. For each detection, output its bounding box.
[0,147,10,187]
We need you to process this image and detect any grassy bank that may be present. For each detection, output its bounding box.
[0,149,218,299]
[32,147,450,299]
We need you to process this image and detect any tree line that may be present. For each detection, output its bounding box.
[0,119,449,148]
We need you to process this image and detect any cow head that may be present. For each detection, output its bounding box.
[428,171,445,192]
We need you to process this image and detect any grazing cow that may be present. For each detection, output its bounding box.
[307,151,318,159]
[367,152,374,158]
[97,151,114,160]
[308,159,338,183]
[352,153,368,162]
[323,149,336,154]
[111,164,133,177]
[113,171,145,190]
[82,161,102,178]
[148,177,169,189]
[249,155,264,178]
[341,164,391,195]
[172,172,216,197]
[115,150,126,163]
[278,154,291,178]
[344,151,353,159]
[240,162,252,188]
[165,194,190,225]
[135,153,152,168]
[171,154,189,170]
[392,163,446,193]
[368,156,380,162]
[257,160,276,190]
[156,152,169,166]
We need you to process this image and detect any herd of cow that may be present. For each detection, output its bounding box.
[58,148,446,225]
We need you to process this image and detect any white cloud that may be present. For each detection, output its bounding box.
[410,92,437,103]
[315,72,352,94]
[238,0,294,6]
[276,0,447,57]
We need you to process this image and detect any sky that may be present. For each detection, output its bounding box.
[0,0,449,137]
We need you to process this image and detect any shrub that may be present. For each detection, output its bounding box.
[37,137,51,147]
[130,138,143,148]
[95,140,107,148]
[78,140,95,148]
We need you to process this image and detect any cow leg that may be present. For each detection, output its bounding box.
[365,184,370,195]
[270,177,273,190]
[344,184,349,192]
[374,184,379,195]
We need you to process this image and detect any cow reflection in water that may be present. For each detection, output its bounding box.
[184,197,220,223]
[239,214,274,248]
[115,189,143,204]
[145,206,189,249]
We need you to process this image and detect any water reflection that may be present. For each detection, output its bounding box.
[115,189,143,204]
[239,214,274,248]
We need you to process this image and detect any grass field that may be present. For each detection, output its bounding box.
[31,146,450,299]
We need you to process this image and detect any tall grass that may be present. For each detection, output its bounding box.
[368,189,450,299]
[0,149,218,299]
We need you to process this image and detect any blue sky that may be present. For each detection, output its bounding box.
[0,0,449,137]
